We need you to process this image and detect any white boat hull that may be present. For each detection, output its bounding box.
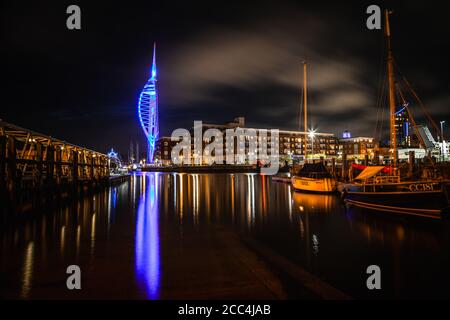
[291,176,336,193]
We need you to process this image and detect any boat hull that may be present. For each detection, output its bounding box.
[343,181,449,219]
[292,176,336,193]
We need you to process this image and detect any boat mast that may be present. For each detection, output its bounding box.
[385,9,398,166]
[303,61,308,159]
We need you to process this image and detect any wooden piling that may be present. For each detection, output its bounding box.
[331,158,336,176]
[342,154,347,181]
[374,150,380,165]
[72,150,79,194]
[0,135,6,191]
[408,151,415,178]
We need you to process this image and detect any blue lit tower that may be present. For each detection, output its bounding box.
[138,43,159,163]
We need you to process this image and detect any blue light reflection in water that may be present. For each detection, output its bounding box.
[135,173,160,299]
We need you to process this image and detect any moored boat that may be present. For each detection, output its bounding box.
[342,10,450,218]
[343,167,449,218]
[290,62,336,193]
[292,163,336,193]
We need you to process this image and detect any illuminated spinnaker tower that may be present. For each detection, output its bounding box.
[138,43,159,163]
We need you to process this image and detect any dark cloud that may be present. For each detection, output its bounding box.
[161,9,377,137]
[161,3,449,139]
[1,1,449,154]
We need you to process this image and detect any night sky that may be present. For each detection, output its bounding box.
[1,0,449,156]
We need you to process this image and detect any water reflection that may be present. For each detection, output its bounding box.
[135,172,160,299]
[1,172,450,299]
[90,213,96,258]
[192,174,199,226]
[60,226,65,255]
[246,174,256,229]
[20,241,34,299]
[76,224,81,259]
[312,234,319,256]
[292,192,333,214]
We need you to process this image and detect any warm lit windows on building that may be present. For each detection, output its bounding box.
[395,107,411,147]
[154,117,340,165]
[339,137,379,159]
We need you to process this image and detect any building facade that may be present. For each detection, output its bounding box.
[154,117,339,165]
[338,136,379,160]
[154,136,177,166]
[395,106,411,147]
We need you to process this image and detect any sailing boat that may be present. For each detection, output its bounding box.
[292,62,337,193]
[342,10,450,219]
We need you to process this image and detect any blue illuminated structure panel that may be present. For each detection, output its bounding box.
[138,43,159,163]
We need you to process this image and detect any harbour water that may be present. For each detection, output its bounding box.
[1,172,450,299]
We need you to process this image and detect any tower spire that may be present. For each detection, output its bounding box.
[138,41,159,164]
[151,42,157,80]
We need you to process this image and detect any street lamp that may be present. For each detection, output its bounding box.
[308,129,316,162]
[440,121,446,161]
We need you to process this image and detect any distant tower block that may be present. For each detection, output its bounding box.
[138,43,159,163]
[343,130,351,139]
